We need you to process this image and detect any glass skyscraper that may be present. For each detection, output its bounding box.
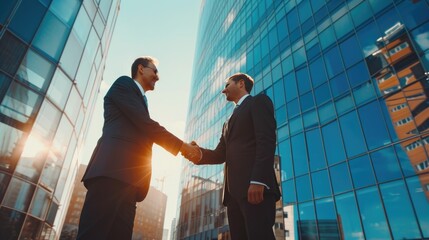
[177,0,429,239]
[0,0,120,239]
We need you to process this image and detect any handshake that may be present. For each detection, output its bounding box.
[180,141,202,164]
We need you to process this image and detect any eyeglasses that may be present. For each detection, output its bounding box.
[144,66,158,74]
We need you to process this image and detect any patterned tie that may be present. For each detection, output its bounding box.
[143,95,148,107]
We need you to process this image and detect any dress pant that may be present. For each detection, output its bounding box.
[77,177,137,240]
[226,193,276,240]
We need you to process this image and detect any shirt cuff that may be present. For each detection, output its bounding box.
[250,181,270,189]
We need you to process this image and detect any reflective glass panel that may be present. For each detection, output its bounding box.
[0,0,16,25]
[284,72,297,102]
[20,216,43,240]
[282,179,296,204]
[356,21,381,57]
[349,155,376,188]
[339,35,362,68]
[16,49,55,92]
[0,31,27,75]
[0,82,43,123]
[311,170,331,199]
[315,198,340,239]
[397,0,429,30]
[356,187,390,239]
[324,46,344,78]
[347,61,370,88]
[335,192,364,239]
[296,67,311,94]
[0,172,11,202]
[0,122,24,172]
[306,128,326,171]
[64,86,82,124]
[29,187,52,219]
[49,0,80,26]
[60,32,84,79]
[339,111,366,157]
[380,180,421,239]
[273,79,285,108]
[318,101,336,124]
[314,82,331,106]
[0,208,25,240]
[3,177,35,211]
[329,162,352,194]
[406,176,429,238]
[371,146,402,182]
[330,72,349,97]
[358,101,391,150]
[296,174,312,202]
[322,121,346,165]
[33,11,70,61]
[291,133,308,176]
[394,144,416,177]
[8,0,46,43]
[298,201,317,239]
[47,69,72,110]
[279,140,293,180]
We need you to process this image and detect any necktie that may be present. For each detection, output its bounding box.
[143,95,148,107]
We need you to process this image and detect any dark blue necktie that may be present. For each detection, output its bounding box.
[143,95,148,107]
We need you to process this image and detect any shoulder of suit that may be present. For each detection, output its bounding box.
[253,93,272,102]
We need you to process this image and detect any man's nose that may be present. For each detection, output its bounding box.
[221,88,226,94]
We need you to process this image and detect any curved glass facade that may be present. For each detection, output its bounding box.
[178,0,429,239]
[0,0,120,239]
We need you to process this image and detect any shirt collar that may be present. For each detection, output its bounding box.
[236,94,250,106]
[133,79,145,97]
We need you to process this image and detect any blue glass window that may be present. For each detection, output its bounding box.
[324,46,344,78]
[309,57,327,87]
[0,0,16,24]
[335,192,364,240]
[394,144,415,177]
[33,11,70,61]
[311,170,331,198]
[287,98,300,118]
[0,31,27,75]
[284,72,298,102]
[281,179,296,204]
[349,155,376,188]
[296,67,311,94]
[268,26,278,50]
[333,13,353,40]
[358,101,391,150]
[350,1,372,28]
[287,8,299,32]
[329,162,352,194]
[296,174,312,202]
[411,21,429,53]
[8,0,46,43]
[275,106,287,126]
[279,140,293,180]
[303,109,318,129]
[370,146,402,182]
[298,202,317,239]
[0,72,12,99]
[397,0,429,30]
[292,133,309,176]
[368,0,392,14]
[318,101,336,124]
[339,35,362,68]
[375,7,401,34]
[406,176,429,238]
[330,72,349,97]
[356,21,381,57]
[290,116,303,135]
[380,181,421,239]
[282,55,294,76]
[315,198,340,239]
[339,111,366,158]
[335,94,354,115]
[306,37,322,61]
[0,208,26,240]
[356,187,390,239]
[261,36,269,58]
[293,47,307,67]
[16,50,55,92]
[50,0,80,26]
[298,0,311,24]
[314,83,331,106]
[319,26,336,50]
[277,17,288,41]
[347,61,370,88]
[322,122,346,165]
[306,128,326,171]
[353,82,376,106]
[300,92,314,112]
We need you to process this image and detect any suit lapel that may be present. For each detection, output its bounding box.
[225,96,252,139]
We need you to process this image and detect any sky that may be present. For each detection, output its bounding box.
[80,0,202,236]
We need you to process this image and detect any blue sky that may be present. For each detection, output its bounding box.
[81,0,202,235]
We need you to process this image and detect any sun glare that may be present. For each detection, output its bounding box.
[21,134,49,158]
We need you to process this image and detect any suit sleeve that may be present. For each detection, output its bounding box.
[107,77,183,155]
[250,95,276,184]
[197,124,227,165]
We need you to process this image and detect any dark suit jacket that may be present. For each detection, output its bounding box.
[197,94,280,205]
[82,76,183,201]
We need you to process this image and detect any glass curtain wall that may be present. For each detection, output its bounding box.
[0,0,120,239]
[178,0,429,239]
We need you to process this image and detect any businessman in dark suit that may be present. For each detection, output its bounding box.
[77,56,197,240]
[185,73,280,240]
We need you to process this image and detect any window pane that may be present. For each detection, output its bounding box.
[347,61,370,88]
[339,35,362,68]
[9,0,46,43]
[311,170,331,198]
[330,72,349,97]
[0,208,26,240]
[0,172,11,202]
[356,187,390,239]
[279,140,293,180]
[318,101,336,124]
[0,82,43,123]
[29,187,52,219]
[394,144,415,177]
[33,11,70,61]
[47,69,72,110]
[306,129,326,171]
[0,0,16,25]
[296,67,311,94]
[0,31,27,75]
[339,111,366,157]
[0,122,25,172]
[3,177,36,211]
[60,32,84,79]
[397,0,429,30]
[284,72,297,102]
[322,121,346,165]
[358,101,391,150]
[335,94,354,115]
[352,82,376,106]
[406,176,429,238]
[329,162,352,194]
[349,155,376,188]
[371,146,402,182]
[282,179,296,204]
[335,192,364,239]
[20,216,43,240]
[324,46,344,78]
[292,133,309,176]
[300,92,314,112]
[350,1,371,28]
[16,49,55,92]
[296,174,312,202]
[380,181,421,239]
[356,21,381,57]
[49,0,80,26]
[273,79,285,108]
[64,86,82,124]
[298,201,317,239]
[314,83,331,106]
[333,13,353,39]
[315,198,340,239]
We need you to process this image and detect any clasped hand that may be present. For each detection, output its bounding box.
[180,141,201,163]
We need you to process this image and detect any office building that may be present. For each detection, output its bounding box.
[0,0,120,239]
[177,0,429,239]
